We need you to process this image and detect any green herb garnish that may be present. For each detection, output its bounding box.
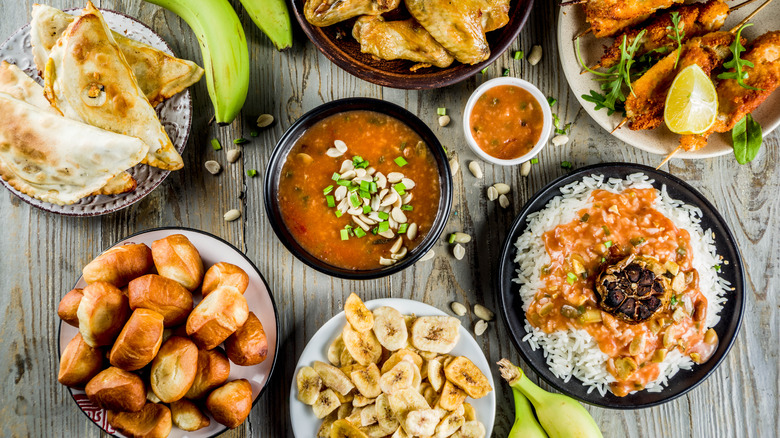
[602,226,611,236]
[666,12,685,69]
[378,211,389,220]
[354,228,366,238]
[547,97,557,107]
[566,272,577,285]
[437,107,447,116]
[670,295,678,306]
[335,210,343,218]
[448,234,456,244]
[394,157,408,167]
[246,169,257,177]
[398,223,409,234]
[250,131,259,137]
[580,213,590,222]
[718,24,762,91]
[604,240,613,248]
[401,205,413,211]
[340,229,349,241]
[514,50,524,60]
[502,68,510,77]
[331,172,340,181]
[378,221,390,232]
[326,195,335,208]
[234,138,249,145]
[481,66,489,75]
[561,161,572,169]
[577,30,647,115]
[211,138,222,151]
[531,157,539,164]
[732,113,763,164]
[323,185,333,195]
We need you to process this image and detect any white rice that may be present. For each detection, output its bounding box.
[513,173,730,396]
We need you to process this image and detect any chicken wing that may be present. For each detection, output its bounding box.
[404,0,490,64]
[482,0,512,32]
[353,16,455,69]
[585,0,685,37]
[626,31,735,131]
[304,0,400,27]
[680,31,780,151]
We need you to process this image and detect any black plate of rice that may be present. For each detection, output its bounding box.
[497,163,745,409]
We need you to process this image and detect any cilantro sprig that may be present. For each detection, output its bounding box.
[718,24,762,91]
[576,30,647,115]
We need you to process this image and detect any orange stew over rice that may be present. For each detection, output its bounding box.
[525,188,719,396]
[278,111,440,270]
[469,85,545,160]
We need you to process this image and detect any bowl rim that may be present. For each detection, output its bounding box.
[289,0,536,90]
[263,98,453,280]
[496,162,746,409]
[462,77,553,166]
[56,226,282,437]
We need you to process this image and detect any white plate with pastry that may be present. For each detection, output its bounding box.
[57,228,279,437]
[289,297,496,437]
[0,4,201,215]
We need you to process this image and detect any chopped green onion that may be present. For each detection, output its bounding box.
[326,196,335,208]
[600,257,606,263]
[359,190,370,199]
[398,223,409,234]
[437,107,447,116]
[604,240,613,248]
[335,210,343,218]
[377,211,389,220]
[630,237,646,246]
[531,157,539,164]
[553,114,561,129]
[670,295,678,306]
[580,213,590,222]
[332,172,340,181]
[481,66,489,75]
[323,185,334,195]
[713,265,721,272]
[362,205,371,214]
[369,182,378,193]
[677,246,687,256]
[448,234,456,244]
[246,169,257,177]
[354,228,367,238]
[234,138,249,145]
[349,193,361,208]
[514,50,524,60]
[561,161,572,169]
[211,138,222,151]
[394,182,406,194]
[340,229,349,241]
[602,226,611,236]
[566,272,577,285]
[547,97,557,107]
[378,221,390,232]
[401,205,413,211]
[250,130,259,137]
[336,179,351,186]
[360,180,371,191]
[502,68,510,77]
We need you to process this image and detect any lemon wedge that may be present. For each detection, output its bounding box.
[664,64,718,135]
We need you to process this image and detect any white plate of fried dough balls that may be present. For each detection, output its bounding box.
[56,227,279,438]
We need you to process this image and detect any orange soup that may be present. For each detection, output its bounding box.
[526,188,717,396]
[278,111,440,270]
[469,85,545,160]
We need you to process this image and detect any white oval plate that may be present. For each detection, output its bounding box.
[0,8,192,216]
[57,228,280,438]
[557,3,780,158]
[289,298,496,437]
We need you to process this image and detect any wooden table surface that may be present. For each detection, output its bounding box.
[1,1,777,437]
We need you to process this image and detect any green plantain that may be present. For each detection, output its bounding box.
[237,0,293,51]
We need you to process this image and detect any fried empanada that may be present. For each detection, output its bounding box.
[31,4,203,107]
[43,2,184,171]
[0,61,136,196]
[0,92,148,205]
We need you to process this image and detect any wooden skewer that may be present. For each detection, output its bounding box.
[657,145,682,169]
[573,27,593,41]
[611,118,628,133]
[561,0,587,6]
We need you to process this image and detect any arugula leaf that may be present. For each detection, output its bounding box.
[576,30,646,115]
[732,113,763,164]
[718,24,762,91]
[666,12,686,69]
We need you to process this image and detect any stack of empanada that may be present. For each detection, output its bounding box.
[0,2,204,205]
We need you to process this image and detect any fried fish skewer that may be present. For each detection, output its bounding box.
[679,31,780,151]
[593,0,731,70]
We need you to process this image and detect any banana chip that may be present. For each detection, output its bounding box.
[331,418,370,438]
[345,293,374,333]
[313,360,355,396]
[411,316,461,354]
[443,357,492,399]
[343,324,383,366]
[296,366,323,405]
[351,363,382,398]
[372,306,408,350]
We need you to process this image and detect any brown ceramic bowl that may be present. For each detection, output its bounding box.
[290,0,536,89]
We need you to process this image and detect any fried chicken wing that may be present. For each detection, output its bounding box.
[352,16,455,69]
[626,31,735,131]
[404,0,490,65]
[585,0,685,37]
[681,31,780,151]
[599,0,729,69]
[482,0,512,32]
[304,0,400,27]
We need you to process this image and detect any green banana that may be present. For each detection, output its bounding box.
[510,388,549,438]
[144,0,249,125]
[498,359,603,438]
[237,0,293,51]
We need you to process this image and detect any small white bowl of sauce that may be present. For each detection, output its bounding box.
[463,77,552,166]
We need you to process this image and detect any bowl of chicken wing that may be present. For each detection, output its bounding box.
[292,0,535,89]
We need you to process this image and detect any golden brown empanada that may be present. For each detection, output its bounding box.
[43,2,184,171]
[31,3,204,107]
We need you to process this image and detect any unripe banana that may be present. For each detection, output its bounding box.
[499,359,603,438]
[144,0,249,124]
[237,0,293,51]
[509,388,549,438]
